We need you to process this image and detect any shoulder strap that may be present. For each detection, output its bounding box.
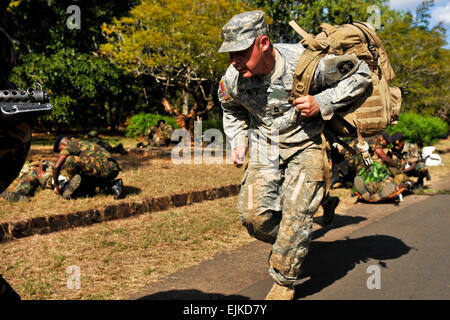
[289,49,326,102]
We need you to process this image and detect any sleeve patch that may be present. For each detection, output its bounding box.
[219,80,231,101]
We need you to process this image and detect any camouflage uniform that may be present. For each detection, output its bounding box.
[146,123,173,147]
[218,11,372,285]
[13,160,54,196]
[87,130,127,155]
[389,142,429,184]
[60,138,120,185]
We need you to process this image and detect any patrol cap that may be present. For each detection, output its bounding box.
[218,10,269,53]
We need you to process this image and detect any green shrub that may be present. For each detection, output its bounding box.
[386,113,448,147]
[126,113,179,137]
[201,113,224,134]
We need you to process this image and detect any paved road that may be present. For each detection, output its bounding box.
[134,193,450,300]
[238,194,450,300]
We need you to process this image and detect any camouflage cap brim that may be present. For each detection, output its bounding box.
[218,37,255,53]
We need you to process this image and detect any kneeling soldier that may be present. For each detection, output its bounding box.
[52,135,123,199]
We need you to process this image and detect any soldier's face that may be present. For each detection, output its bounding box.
[229,36,266,78]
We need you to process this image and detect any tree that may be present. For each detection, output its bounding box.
[100,0,255,139]
[4,0,144,132]
[248,0,390,42]
[379,1,449,120]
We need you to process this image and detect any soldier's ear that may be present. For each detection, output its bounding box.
[259,35,271,52]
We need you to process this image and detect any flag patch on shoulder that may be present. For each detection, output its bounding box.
[219,80,231,100]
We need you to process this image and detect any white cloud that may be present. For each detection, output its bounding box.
[389,0,423,11]
[431,3,450,25]
[389,0,449,12]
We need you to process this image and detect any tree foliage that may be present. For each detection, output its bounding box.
[380,1,449,119]
[100,0,255,134]
[248,0,390,42]
[4,0,142,131]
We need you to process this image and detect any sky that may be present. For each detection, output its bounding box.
[388,0,450,48]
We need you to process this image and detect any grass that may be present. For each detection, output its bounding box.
[0,134,448,300]
[0,134,244,222]
[0,196,253,300]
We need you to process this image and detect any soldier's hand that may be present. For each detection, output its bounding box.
[231,146,247,168]
[293,95,320,117]
[54,185,61,195]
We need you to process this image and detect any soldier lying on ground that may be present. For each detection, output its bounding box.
[137,119,173,148]
[1,159,56,202]
[87,130,128,155]
[353,162,414,203]
[52,135,123,199]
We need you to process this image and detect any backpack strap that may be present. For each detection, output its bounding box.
[289,49,326,102]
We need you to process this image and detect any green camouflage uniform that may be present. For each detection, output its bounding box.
[13,160,54,196]
[390,142,429,182]
[61,138,120,184]
[218,11,372,285]
[146,123,173,147]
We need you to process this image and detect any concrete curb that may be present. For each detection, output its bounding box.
[0,184,240,243]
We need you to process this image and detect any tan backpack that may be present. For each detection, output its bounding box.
[289,20,402,137]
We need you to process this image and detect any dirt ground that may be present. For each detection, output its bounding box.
[0,136,448,299]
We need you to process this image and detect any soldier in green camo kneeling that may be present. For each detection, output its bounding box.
[52,135,124,199]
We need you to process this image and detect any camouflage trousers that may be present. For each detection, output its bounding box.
[64,155,120,185]
[14,171,52,195]
[237,144,325,286]
[14,173,40,195]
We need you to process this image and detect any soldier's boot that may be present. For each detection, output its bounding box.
[265,282,295,300]
[109,179,123,200]
[1,190,29,202]
[111,143,128,155]
[0,275,21,300]
[117,143,128,155]
[354,176,371,201]
[322,195,340,225]
[62,174,82,199]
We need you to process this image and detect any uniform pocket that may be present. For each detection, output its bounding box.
[306,167,325,182]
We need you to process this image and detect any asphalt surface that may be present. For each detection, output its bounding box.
[133,190,450,300]
[239,194,450,300]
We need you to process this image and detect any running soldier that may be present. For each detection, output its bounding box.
[218,11,372,299]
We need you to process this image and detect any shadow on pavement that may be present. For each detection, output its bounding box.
[294,235,412,299]
[312,213,367,239]
[137,289,249,300]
